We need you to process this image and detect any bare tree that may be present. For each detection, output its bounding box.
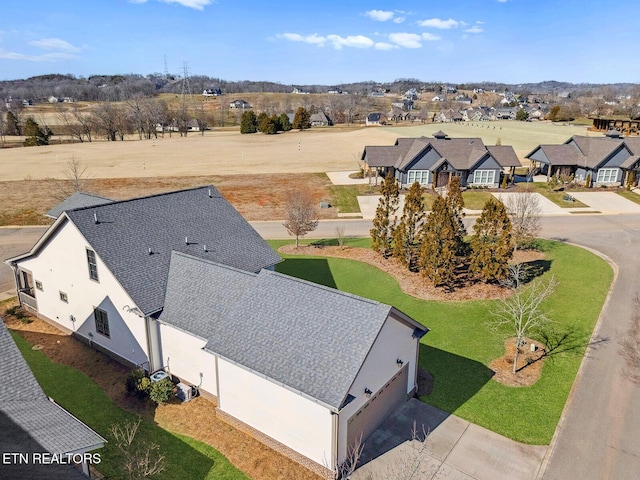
[491,264,556,374]
[325,434,363,480]
[503,188,541,250]
[110,419,165,480]
[57,157,92,199]
[283,189,319,247]
[335,225,346,248]
[619,295,640,384]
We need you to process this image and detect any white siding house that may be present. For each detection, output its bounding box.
[6,186,428,476]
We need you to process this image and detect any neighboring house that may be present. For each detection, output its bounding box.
[362,130,521,188]
[387,107,410,123]
[310,111,332,126]
[366,112,387,126]
[0,321,105,479]
[526,130,640,186]
[5,186,428,475]
[391,99,414,111]
[202,88,222,97]
[495,108,517,120]
[229,99,251,109]
[435,109,463,123]
[45,192,113,219]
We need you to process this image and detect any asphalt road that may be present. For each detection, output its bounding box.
[3,214,640,479]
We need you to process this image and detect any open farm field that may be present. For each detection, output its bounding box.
[0,121,590,182]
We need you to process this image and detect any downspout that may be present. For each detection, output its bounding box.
[331,411,339,472]
[10,262,22,308]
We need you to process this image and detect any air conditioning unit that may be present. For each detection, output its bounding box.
[175,382,193,402]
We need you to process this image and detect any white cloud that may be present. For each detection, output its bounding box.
[388,33,423,49]
[327,34,374,49]
[464,26,483,34]
[418,18,460,29]
[28,38,83,53]
[393,16,406,24]
[130,0,213,9]
[422,32,441,41]
[375,42,397,51]
[365,10,394,21]
[0,49,77,62]
[278,33,326,46]
[278,33,373,50]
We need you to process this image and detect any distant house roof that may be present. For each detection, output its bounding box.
[45,192,113,219]
[526,135,640,170]
[160,252,428,411]
[0,321,104,478]
[310,111,331,125]
[11,186,281,316]
[363,132,521,172]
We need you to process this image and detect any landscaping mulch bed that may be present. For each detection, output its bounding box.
[279,245,545,302]
[2,303,322,480]
[489,337,547,387]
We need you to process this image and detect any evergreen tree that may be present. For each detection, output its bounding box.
[292,107,311,130]
[6,111,21,136]
[240,110,257,134]
[392,181,425,270]
[279,113,292,131]
[256,112,269,132]
[419,195,459,287]
[370,172,399,258]
[470,198,514,282]
[23,117,51,146]
[445,175,467,254]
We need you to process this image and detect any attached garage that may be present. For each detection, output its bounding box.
[347,364,409,447]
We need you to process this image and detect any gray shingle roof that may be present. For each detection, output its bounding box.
[0,320,105,463]
[159,252,426,410]
[364,136,520,171]
[45,192,113,219]
[61,186,281,315]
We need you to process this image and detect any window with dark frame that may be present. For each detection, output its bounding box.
[87,249,99,281]
[35,280,43,291]
[59,291,68,303]
[94,308,110,338]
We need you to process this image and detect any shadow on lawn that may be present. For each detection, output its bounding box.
[418,346,494,415]
[275,257,337,289]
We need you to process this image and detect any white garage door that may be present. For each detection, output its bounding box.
[347,365,409,449]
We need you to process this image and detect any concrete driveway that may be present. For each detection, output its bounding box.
[569,191,640,214]
[352,399,546,480]
[0,227,48,301]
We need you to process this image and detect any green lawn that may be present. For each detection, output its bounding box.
[328,184,377,213]
[11,332,248,480]
[271,239,612,445]
[616,189,640,204]
[462,190,494,210]
[526,182,589,208]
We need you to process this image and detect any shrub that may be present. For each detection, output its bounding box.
[125,369,151,400]
[149,378,174,405]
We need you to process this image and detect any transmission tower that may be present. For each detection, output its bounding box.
[163,54,169,79]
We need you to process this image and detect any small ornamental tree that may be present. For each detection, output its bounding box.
[470,198,514,282]
[393,181,425,270]
[516,108,529,121]
[240,110,257,134]
[293,107,311,130]
[370,172,399,258]
[283,189,319,247]
[419,195,459,287]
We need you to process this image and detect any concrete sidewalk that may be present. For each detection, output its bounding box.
[356,192,640,220]
[353,399,547,480]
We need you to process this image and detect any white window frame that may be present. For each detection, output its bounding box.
[87,249,99,282]
[407,170,429,185]
[473,169,496,185]
[596,168,618,183]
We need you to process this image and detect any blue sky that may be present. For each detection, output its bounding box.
[1,0,638,85]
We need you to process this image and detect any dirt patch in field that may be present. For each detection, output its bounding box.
[0,173,337,225]
[2,304,322,480]
[279,245,545,301]
[489,338,547,387]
